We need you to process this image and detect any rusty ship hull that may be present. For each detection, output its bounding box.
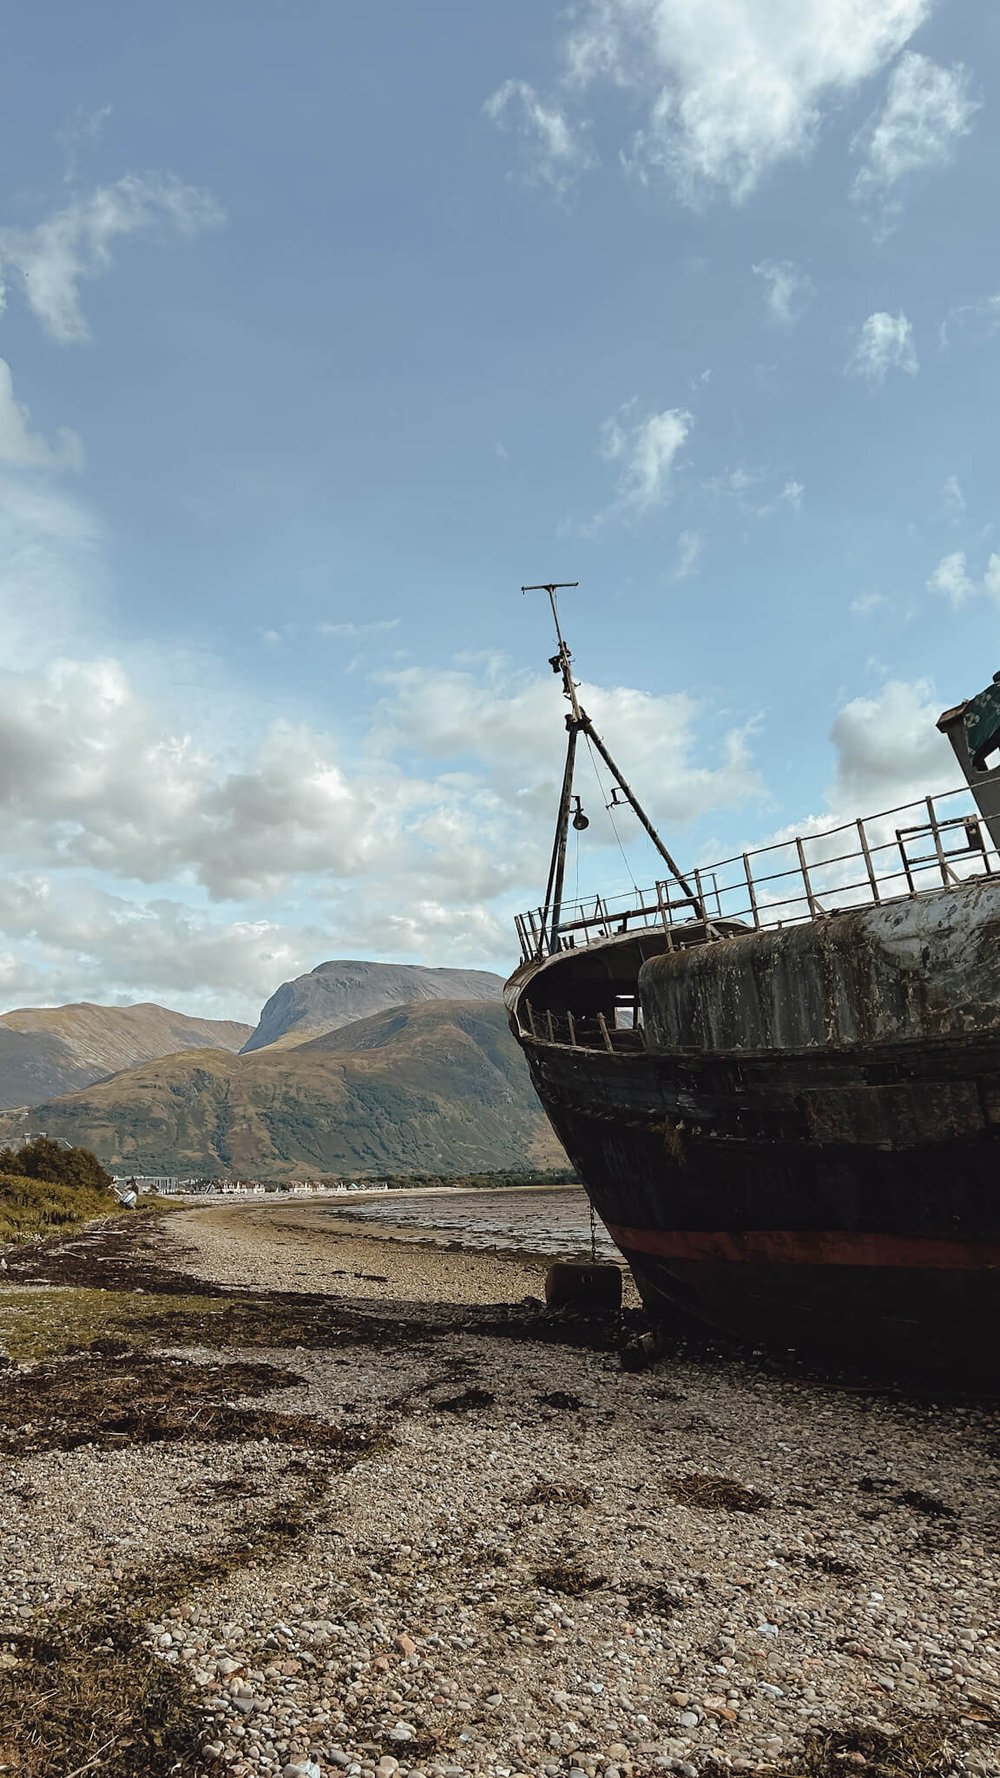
[506,879,1000,1372]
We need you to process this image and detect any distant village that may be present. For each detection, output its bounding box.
[112,1165,578,1199]
[113,1175,391,1197]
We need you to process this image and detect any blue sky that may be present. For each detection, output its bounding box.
[0,0,996,1018]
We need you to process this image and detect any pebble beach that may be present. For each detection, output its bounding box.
[0,1189,998,1778]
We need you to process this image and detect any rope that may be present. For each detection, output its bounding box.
[590,1195,598,1263]
[584,734,640,896]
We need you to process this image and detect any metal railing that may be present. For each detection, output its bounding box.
[515,785,996,963]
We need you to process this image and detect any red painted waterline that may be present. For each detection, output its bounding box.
[605,1224,1000,1270]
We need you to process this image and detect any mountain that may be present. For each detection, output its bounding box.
[241,959,504,1052]
[0,1000,564,1178]
[0,1002,253,1112]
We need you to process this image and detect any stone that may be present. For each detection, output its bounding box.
[395,1633,418,1657]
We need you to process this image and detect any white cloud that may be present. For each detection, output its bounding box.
[849,310,918,381]
[484,80,591,196]
[0,358,83,469]
[374,657,764,831]
[853,52,978,218]
[753,259,814,324]
[318,618,401,640]
[600,402,692,512]
[757,478,804,518]
[705,464,803,519]
[0,173,224,343]
[849,590,889,618]
[941,474,966,523]
[927,550,1000,608]
[0,878,321,1022]
[672,530,701,579]
[0,472,103,669]
[940,292,1000,347]
[827,678,955,812]
[562,0,931,202]
[57,102,113,183]
[0,619,766,1007]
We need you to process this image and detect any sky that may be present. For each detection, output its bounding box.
[0,0,997,1021]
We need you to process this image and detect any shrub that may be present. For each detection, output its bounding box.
[0,1136,112,1193]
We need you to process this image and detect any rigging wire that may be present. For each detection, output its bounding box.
[584,733,640,896]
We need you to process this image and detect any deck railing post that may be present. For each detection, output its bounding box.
[795,837,820,918]
[567,1009,578,1048]
[597,1011,614,1052]
[897,829,917,896]
[927,796,955,888]
[856,818,881,905]
[546,1009,555,1044]
[742,852,760,928]
[525,1002,538,1040]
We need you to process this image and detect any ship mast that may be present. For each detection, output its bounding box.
[522,583,705,952]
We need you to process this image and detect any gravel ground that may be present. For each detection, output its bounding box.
[156,1200,631,1307]
[1,1203,998,1778]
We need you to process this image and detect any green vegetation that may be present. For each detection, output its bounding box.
[0,1002,568,1178]
[382,1166,578,1188]
[0,1286,231,1362]
[0,1134,112,1192]
[0,1136,115,1246]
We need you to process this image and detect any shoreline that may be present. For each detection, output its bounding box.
[153,1190,635,1309]
[0,1205,997,1778]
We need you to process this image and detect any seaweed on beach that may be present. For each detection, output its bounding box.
[0,1381,396,1777]
[897,1487,957,1519]
[533,1562,606,1596]
[626,1581,686,1619]
[766,1717,960,1777]
[525,1480,592,1506]
[0,1350,379,1456]
[434,1384,496,1412]
[669,1472,772,1514]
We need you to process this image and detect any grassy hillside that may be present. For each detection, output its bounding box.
[0,1000,564,1179]
[0,1174,116,1246]
[0,1002,253,1110]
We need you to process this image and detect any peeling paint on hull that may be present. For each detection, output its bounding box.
[522,1038,1000,1369]
[508,883,1000,1374]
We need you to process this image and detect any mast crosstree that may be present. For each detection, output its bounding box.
[521,582,704,951]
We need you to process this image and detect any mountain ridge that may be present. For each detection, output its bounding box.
[241,960,504,1053]
[0,998,561,1179]
[0,1002,253,1111]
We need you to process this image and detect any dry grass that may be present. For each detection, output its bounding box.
[0,1176,116,1248]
